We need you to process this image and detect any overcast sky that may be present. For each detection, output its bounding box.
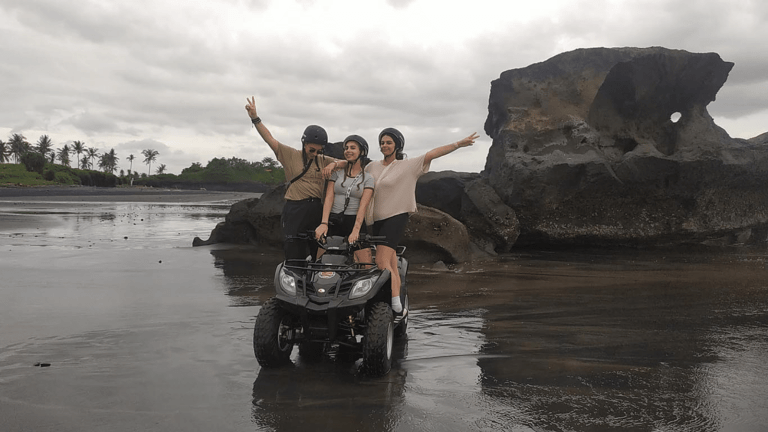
[1,0,766,175]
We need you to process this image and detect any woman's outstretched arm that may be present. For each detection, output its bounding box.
[423,132,479,167]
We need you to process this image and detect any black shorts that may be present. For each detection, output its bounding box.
[371,213,409,249]
[328,213,368,238]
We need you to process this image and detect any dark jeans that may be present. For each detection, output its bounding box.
[281,198,322,261]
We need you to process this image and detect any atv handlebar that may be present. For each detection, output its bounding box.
[287,231,387,248]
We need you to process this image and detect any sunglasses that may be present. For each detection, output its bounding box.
[306,147,323,155]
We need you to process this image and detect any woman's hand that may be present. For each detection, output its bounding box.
[315,224,328,240]
[321,161,337,179]
[348,228,360,244]
[245,96,258,119]
[457,132,480,148]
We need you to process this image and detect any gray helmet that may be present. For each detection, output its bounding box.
[378,127,404,152]
[301,125,328,146]
[343,134,369,158]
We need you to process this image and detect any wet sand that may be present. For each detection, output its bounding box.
[0,185,260,203]
[2,196,768,431]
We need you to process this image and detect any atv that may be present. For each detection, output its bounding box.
[253,234,409,376]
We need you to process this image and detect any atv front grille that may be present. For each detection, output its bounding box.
[284,261,378,299]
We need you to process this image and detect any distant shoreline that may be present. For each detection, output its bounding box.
[0,185,261,203]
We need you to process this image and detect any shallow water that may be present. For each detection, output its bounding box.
[1,200,767,431]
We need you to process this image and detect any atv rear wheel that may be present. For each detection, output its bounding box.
[362,302,394,376]
[253,298,294,367]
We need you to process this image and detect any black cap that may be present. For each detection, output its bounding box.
[301,125,328,146]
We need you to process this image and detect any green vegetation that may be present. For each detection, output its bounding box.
[0,163,51,186]
[1,162,120,187]
[21,152,46,174]
[131,156,285,188]
[2,132,284,190]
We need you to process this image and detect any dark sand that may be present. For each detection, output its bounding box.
[2,189,768,431]
[0,185,261,203]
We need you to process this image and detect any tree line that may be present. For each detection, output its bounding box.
[1,133,285,187]
[0,133,160,176]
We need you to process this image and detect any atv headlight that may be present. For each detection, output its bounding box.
[350,275,379,299]
[278,268,297,296]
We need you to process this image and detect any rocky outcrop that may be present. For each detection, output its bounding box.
[416,171,520,254]
[194,181,489,263]
[402,204,472,263]
[484,47,768,247]
[193,198,259,246]
[197,47,768,256]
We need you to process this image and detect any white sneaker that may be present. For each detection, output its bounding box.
[391,296,403,313]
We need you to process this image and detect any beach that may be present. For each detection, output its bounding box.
[1,189,768,431]
[0,185,261,203]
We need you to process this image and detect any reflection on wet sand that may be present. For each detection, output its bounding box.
[225,242,768,431]
[1,200,767,431]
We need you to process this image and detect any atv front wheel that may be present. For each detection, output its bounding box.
[362,302,394,376]
[253,298,294,367]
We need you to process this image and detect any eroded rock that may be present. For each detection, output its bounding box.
[195,182,479,263]
[416,172,519,254]
[484,47,768,247]
[402,205,471,264]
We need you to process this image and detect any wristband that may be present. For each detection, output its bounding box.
[251,117,262,125]
[320,222,328,225]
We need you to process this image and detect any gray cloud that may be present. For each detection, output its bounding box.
[1,0,766,176]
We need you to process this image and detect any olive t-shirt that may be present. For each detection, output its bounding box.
[276,142,336,201]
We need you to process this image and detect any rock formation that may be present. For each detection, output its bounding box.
[194,181,505,263]
[415,171,520,254]
[197,47,768,259]
[484,47,768,247]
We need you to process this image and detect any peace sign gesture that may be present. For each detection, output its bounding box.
[245,96,259,119]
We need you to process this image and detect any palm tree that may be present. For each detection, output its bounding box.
[71,141,85,169]
[156,164,167,174]
[48,151,56,164]
[142,149,159,175]
[0,139,9,163]
[36,135,53,156]
[57,144,71,166]
[81,155,90,170]
[87,148,99,169]
[8,133,30,163]
[99,148,119,173]
[127,154,135,173]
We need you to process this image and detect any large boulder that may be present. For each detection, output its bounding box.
[460,178,520,254]
[193,184,286,247]
[416,171,519,254]
[195,181,481,263]
[244,183,288,247]
[402,204,472,263]
[193,198,259,246]
[484,47,768,247]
